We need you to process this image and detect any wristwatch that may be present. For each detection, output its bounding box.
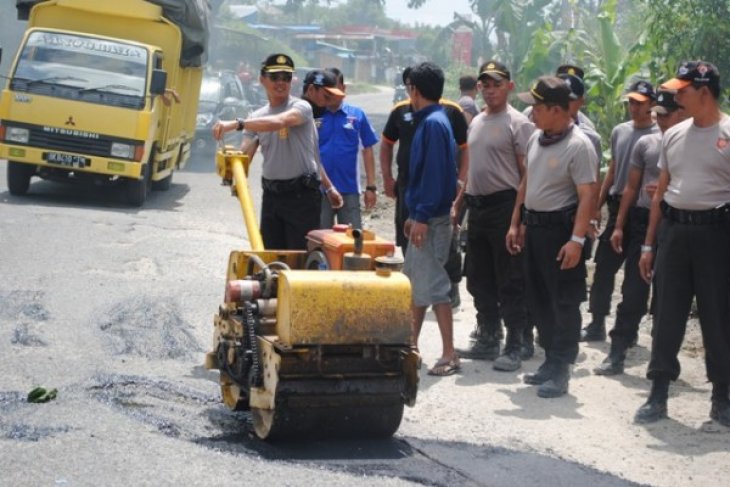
[365,185,377,192]
[235,118,245,131]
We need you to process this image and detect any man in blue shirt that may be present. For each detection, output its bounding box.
[318,68,379,229]
[403,62,459,377]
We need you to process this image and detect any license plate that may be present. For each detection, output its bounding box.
[43,152,89,167]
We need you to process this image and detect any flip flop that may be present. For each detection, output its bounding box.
[428,356,461,376]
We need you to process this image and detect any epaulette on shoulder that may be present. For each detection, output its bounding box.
[392,99,411,111]
[439,98,464,112]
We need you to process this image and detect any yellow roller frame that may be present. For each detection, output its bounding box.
[216,147,264,251]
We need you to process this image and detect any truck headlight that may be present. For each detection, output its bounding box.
[7,127,30,144]
[111,142,134,159]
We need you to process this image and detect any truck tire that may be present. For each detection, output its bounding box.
[7,161,35,195]
[152,172,172,191]
[125,163,150,206]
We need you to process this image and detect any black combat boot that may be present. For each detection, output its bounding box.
[710,383,730,427]
[524,357,555,385]
[594,341,626,376]
[521,326,535,360]
[494,328,523,372]
[634,378,669,424]
[458,329,500,360]
[537,362,570,398]
[460,320,501,360]
[580,315,606,342]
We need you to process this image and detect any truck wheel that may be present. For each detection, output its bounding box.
[152,172,172,191]
[7,161,35,195]
[125,163,150,206]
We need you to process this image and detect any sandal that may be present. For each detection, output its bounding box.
[428,356,461,376]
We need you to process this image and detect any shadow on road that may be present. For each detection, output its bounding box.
[0,180,190,213]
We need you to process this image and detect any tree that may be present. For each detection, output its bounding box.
[642,0,730,88]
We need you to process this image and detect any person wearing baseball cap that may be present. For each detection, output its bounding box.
[661,60,721,94]
[454,59,535,371]
[302,69,344,117]
[212,53,342,250]
[635,61,730,427]
[524,64,597,132]
[595,88,688,378]
[317,67,379,230]
[506,76,598,398]
[581,79,659,344]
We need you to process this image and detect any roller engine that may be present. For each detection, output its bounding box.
[205,148,420,440]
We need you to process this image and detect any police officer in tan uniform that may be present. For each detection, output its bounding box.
[635,62,730,426]
[507,77,597,398]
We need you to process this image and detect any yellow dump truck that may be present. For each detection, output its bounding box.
[1,0,207,205]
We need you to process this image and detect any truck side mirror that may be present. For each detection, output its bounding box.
[150,69,167,96]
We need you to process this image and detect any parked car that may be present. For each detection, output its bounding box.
[194,71,250,153]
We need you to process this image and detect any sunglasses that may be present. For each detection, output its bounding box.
[267,72,293,82]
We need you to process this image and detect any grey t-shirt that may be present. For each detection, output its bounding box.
[660,114,730,210]
[630,132,661,208]
[609,121,658,196]
[466,104,534,195]
[524,127,598,211]
[580,124,603,163]
[458,95,479,119]
[243,96,319,180]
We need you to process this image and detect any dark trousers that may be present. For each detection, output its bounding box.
[396,179,462,283]
[261,187,321,250]
[465,195,526,340]
[524,223,587,364]
[589,199,628,317]
[648,218,730,384]
[610,207,651,346]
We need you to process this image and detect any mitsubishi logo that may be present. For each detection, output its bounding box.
[65,116,76,126]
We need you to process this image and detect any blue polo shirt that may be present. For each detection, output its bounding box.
[406,104,456,223]
[318,102,379,194]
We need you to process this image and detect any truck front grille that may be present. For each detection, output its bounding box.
[2,121,141,159]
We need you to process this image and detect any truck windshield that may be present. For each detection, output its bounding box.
[11,31,149,110]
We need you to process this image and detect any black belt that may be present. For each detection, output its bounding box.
[661,200,730,225]
[522,205,577,226]
[465,189,517,208]
[262,173,320,194]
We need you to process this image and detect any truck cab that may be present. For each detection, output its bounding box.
[0,0,205,206]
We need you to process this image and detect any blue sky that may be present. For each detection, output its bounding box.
[384,0,474,27]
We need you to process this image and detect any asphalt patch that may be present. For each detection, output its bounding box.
[11,323,47,347]
[0,290,51,346]
[88,373,218,438]
[193,431,646,487]
[98,297,201,360]
[0,290,51,322]
[0,391,71,442]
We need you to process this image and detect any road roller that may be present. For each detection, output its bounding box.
[204,147,420,440]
